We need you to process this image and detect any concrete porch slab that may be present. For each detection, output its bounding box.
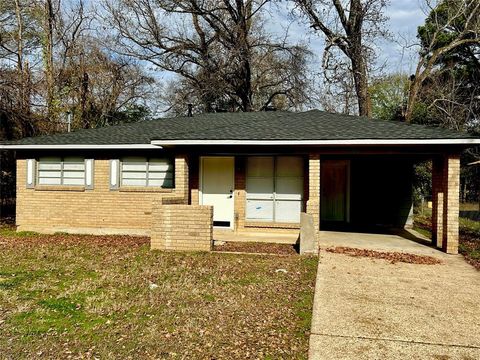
[319,229,441,257]
[213,230,299,244]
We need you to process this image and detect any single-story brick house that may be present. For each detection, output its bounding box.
[1,110,479,254]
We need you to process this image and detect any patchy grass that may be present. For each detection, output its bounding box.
[0,228,317,359]
[415,215,480,270]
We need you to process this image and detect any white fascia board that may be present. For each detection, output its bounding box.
[150,138,480,146]
[0,144,162,150]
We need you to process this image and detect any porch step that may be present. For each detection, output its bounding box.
[213,230,299,244]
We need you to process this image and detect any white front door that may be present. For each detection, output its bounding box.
[201,157,235,228]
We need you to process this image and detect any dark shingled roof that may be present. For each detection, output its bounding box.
[2,110,477,146]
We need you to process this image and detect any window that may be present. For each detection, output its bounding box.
[120,157,173,188]
[246,156,304,223]
[37,157,86,186]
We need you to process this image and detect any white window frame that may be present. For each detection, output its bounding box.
[120,157,174,188]
[246,156,304,223]
[36,157,86,186]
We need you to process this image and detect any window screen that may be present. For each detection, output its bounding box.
[37,157,85,186]
[246,156,304,223]
[121,157,173,188]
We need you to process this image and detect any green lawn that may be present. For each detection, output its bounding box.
[0,228,317,359]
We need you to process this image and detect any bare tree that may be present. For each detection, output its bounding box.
[0,0,38,136]
[405,0,480,122]
[293,0,389,116]
[104,0,311,113]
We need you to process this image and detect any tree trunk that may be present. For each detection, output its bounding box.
[80,71,90,129]
[44,0,55,119]
[350,44,371,117]
[14,0,27,113]
[405,76,422,122]
[237,0,253,112]
[238,57,253,112]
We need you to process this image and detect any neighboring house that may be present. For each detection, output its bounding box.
[1,110,479,254]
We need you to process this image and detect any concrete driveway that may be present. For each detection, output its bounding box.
[309,231,480,359]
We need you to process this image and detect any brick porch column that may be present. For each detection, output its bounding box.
[431,154,460,254]
[306,154,320,249]
[174,154,189,204]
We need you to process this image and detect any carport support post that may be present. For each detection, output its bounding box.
[306,154,320,250]
[432,154,460,254]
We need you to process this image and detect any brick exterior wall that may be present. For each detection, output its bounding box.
[16,151,440,253]
[16,155,189,235]
[432,154,460,254]
[151,203,213,251]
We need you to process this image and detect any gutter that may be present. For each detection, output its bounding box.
[0,144,163,150]
[150,139,480,146]
[1,138,480,149]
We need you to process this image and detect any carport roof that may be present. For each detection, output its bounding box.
[1,109,479,149]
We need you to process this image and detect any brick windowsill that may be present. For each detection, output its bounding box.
[119,187,174,193]
[34,185,85,192]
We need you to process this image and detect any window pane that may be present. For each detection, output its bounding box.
[246,178,274,199]
[38,157,62,185]
[147,158,173,188]
[149,159,172,172]
[275,200,301,222]
[245,156,304,223]
[275,178,303,200]
[63,163,85,171]
[62,171,84,179]
[246,200,274,221]
[120,157,173,188]
[38,157,86,186]
[121,157,146,186]
[38,163,62,171]
[149,179,172,187]
[38,177,62,185]
[122,157,147,171]
[276,156,303,177]
[38,170,61,178]
[122,178,147,186]
[63,178,85,186]
[122,171,147,179]
[247,157,274,177]
[63,158,85,185]
[148,172,172,180]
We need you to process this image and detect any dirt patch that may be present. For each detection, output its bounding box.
[325,246,443,265]
[214,241,298,255]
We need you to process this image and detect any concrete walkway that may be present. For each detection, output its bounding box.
[309,231,480,359]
